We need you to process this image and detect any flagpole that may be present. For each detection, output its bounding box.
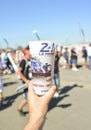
[78,22,85,44]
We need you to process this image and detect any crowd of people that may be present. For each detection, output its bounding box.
[60,43,91,71]
[0,43,91,129]
[0,43,91,104]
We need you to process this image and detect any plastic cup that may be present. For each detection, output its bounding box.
[29,41,55,95]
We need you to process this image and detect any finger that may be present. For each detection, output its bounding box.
[44,85,56,104]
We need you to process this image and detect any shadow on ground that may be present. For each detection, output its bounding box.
[59,84,83,95]
[3,81,18,87]
[0,92,23,111]
[48,84,83,111]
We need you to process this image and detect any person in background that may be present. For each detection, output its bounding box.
[60,45,63,57]
[81,46,88,68]
[1,50,8,74]
[17,46,32,116]
[62,47,69,69]
[24,81,56,130]
[0,55,7,105]
[86,43,91,69]
[53,48,61,97]
[70,47,78,71]
[0,61,4,104]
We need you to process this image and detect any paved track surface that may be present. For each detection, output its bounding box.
[0,67,91,130]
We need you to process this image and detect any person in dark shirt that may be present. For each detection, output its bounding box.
[54,50,61,97]
[82,46,88,68]
[70,47,78,71]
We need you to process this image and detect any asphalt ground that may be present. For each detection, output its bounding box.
[0,66,91,130]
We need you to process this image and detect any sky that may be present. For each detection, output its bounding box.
[0,0,91,49]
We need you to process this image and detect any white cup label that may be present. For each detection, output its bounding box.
[29,41,55,95]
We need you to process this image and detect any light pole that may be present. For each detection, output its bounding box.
[33,30,40,40]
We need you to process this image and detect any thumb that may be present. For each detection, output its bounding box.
[44,85,57,104]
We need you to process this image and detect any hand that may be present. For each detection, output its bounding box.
[24,81,56,130]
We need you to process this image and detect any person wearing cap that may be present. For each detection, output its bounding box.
[17,46,32,116]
